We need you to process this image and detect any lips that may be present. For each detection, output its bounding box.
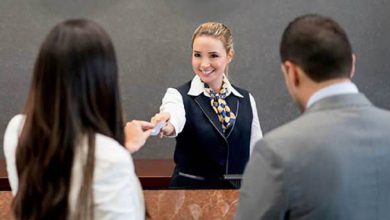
[201,69,214,75]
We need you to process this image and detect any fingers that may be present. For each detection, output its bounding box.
[124,115,171,152]
[151,112,170,124]
[135,120,155,130]
[124,120,153,153]
[151,114,159,124]
[144,128,153,138]
[160,122,175,137]
[159,132,164,139]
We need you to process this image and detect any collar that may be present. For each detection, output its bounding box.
[306,81,359,108]
[187,75,244,98]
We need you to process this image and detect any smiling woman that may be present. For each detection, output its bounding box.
[150,22,263,189]
[191,35,233,92]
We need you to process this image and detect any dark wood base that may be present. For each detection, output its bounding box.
[0,159,175,191]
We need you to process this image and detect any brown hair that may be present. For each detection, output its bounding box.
[280,14,353,82]
[12,19,124,220]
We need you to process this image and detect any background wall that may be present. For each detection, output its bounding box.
[1,0,389,159]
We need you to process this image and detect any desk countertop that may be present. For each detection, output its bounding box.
[0,159,175,190]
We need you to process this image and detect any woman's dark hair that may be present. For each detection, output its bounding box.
[12,19,124,220]
[280,14,353,82]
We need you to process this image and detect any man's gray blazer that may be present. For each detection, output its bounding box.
[235,93,390,220]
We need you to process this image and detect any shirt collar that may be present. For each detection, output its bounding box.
[188,75,244,98]
[306,81,359,108]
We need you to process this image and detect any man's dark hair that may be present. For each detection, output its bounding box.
[280,14,353,82]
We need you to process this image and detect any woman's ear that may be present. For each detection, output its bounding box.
[227,49,234,63]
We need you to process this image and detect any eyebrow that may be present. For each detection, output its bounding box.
[193,50,219,54]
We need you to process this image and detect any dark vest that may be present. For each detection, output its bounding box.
[174,81,252,178]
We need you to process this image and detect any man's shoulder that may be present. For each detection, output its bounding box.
[262,114,314,141]
[258,103,390,155]
[369,105,390,117]
[264,103,390,139]
[255,109,348,152]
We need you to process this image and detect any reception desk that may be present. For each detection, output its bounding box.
[0,159,240,219]
[0,190,239,219]
[0,159,175,190]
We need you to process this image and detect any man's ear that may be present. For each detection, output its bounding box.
[350,53,356,79]
[281,61,300,87]
[281,62,289,82]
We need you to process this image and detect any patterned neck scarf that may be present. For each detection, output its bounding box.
[204,79,236,132]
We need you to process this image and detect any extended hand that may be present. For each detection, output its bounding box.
[124,120,154,153]
[151,112,176,138]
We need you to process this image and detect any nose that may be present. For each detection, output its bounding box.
[200,58,210,68]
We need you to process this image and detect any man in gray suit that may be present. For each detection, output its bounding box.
[235,14,390,220]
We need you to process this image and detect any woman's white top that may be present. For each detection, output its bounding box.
[160,75,263,153]
[3,115,145,220]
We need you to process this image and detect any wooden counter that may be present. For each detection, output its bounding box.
[0,159,175,191]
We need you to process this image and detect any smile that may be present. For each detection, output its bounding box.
[201,69,214,75]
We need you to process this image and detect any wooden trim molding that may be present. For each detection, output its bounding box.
[0,159,175,191]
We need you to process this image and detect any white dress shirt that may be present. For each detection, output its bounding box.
[307,81,359,108]
[3,115,145,220]
[160,75,263,153]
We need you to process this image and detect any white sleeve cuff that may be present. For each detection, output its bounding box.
[159,88,186,137]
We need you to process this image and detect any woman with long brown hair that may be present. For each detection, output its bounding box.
[3,19,151,219]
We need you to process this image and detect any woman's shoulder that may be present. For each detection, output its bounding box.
[5,114,25,134]
[230,83,250,94]
[176,80,192,91]
[94,134,132,164]
[4,114,25,153]
[229,83,253,101]
[3,114,25,196]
